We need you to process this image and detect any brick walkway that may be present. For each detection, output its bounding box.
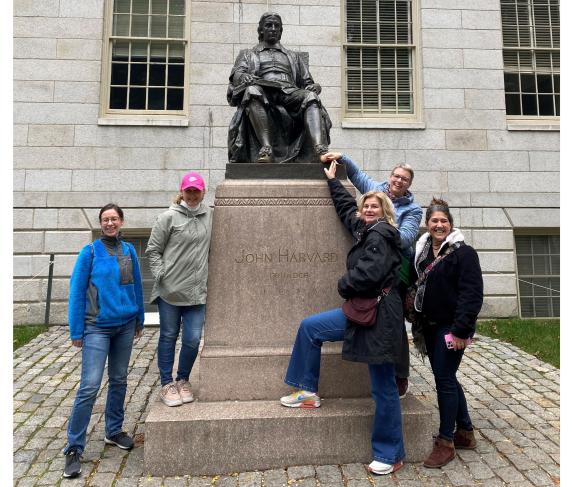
[13,327,560,486]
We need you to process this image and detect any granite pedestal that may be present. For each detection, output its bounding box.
[145,167,433,475]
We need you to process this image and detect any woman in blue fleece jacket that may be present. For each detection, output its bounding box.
[63,204,144,479]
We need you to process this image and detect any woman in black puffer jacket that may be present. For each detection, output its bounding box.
[280,161,405,476]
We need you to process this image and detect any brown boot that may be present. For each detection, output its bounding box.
[454,428,476,450]
[423,436,455,468]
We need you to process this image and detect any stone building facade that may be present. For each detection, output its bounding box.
[13,0,559,325]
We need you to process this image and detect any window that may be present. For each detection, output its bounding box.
[515,235,559,318]
[100,0,189,123]
[343,0,420,120]
[501,0,559,118]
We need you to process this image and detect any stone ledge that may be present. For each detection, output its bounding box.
[144,395,434,476]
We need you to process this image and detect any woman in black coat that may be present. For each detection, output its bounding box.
[412,198,483,468]
[280,161,405,476]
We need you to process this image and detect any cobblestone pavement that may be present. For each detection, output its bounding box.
[13,327,560,486]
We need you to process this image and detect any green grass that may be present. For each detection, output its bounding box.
[13,325,49,351]
[477,318,559,368]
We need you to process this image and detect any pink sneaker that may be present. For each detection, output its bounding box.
[176,379,195,403]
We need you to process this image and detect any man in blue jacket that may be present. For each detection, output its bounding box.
[321,152,422,397]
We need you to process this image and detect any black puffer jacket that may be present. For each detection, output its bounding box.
[328,179,403,364]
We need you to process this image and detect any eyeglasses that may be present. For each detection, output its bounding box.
[391,174,411,183]
[101,217,120,224]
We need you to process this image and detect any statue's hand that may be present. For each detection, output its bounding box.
[241,74,258,85]
[306,83,322,95]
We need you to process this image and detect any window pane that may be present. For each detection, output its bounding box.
[553,74,559,93]
[150,42,167,61]
[149,63,166,85]
[151,15,167,37]
[113,13,130,36]
[131,41,148,61]
[129,87,146,108]
[538,95,554,116]
[169,0,185,15]
[537,74,553,93]
[110,87,127,108]
[111,63,129,85]
[522,94,537,115]
[169,43,185,62]
[167,64,184,86]
[112,40,130,61]
[167,88,184,109]
[168,16,185,38]
[504,72,519,92]
[132,0,150,14]
[114,0,131,13]
[555,94,559,115]
[521,73,536,92]
[148,88,166,109]
[131,14,149,36]
[130,64,148,85]
[151,0,167,14]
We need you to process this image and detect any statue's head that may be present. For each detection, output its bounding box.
[258,12,283,43]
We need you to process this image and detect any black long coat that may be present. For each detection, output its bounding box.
[328,179,403,364]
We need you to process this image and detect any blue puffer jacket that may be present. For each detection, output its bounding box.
[341,154,422,254]
[68,238,145,340]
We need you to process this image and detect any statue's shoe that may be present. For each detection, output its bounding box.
[256,145,274,163]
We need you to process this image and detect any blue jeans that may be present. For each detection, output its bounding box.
[424,326,473,441]
[284,308,405,464]
[157,298,206,386]
[65,320,136,454]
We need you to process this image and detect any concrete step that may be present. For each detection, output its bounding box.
[144,395,435,476]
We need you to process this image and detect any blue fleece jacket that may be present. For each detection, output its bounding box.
[68,239,145,340]
[341,154,422,253]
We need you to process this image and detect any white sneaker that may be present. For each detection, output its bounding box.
[160,382,183,407]
[279,390,321,408]
[367,460,403,475]
[176,379,195,403]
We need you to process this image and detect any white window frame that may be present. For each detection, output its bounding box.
[98,0,191,126]
[514,231,560,318]
[500,0,559,131]
[341,0,424,129]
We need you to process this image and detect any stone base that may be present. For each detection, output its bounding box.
[144,395,434,476]
[199,343,371,401]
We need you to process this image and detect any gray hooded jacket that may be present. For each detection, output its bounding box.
[146,202,213,306]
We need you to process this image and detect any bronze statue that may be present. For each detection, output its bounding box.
[227,12,331,163]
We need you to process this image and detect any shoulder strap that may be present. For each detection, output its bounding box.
[415,242,462,287]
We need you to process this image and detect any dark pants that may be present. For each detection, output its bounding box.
[424,326,473,441]
[395,282,410,379]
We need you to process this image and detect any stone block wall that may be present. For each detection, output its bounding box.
[13,0,559,324]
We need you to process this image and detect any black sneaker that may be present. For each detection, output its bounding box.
[63,448,81,478]
[104,431,134,450]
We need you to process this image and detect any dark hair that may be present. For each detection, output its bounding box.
[425,197,453,226]
[258,12,283,42]
[99,203,124,222]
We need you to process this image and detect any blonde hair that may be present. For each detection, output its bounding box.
[357,191,397,228]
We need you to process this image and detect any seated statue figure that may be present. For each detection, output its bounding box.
[227,12,331,163]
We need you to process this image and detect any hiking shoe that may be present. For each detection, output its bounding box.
[63,448,81,478]
[397,377,409,399]
[423,436,455,468]
[280,390,321,408]
[160,382,183,407]
[367,460,403,475]
[104,431,134,450]
[176,379,195,403]
[453,428,477,450]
